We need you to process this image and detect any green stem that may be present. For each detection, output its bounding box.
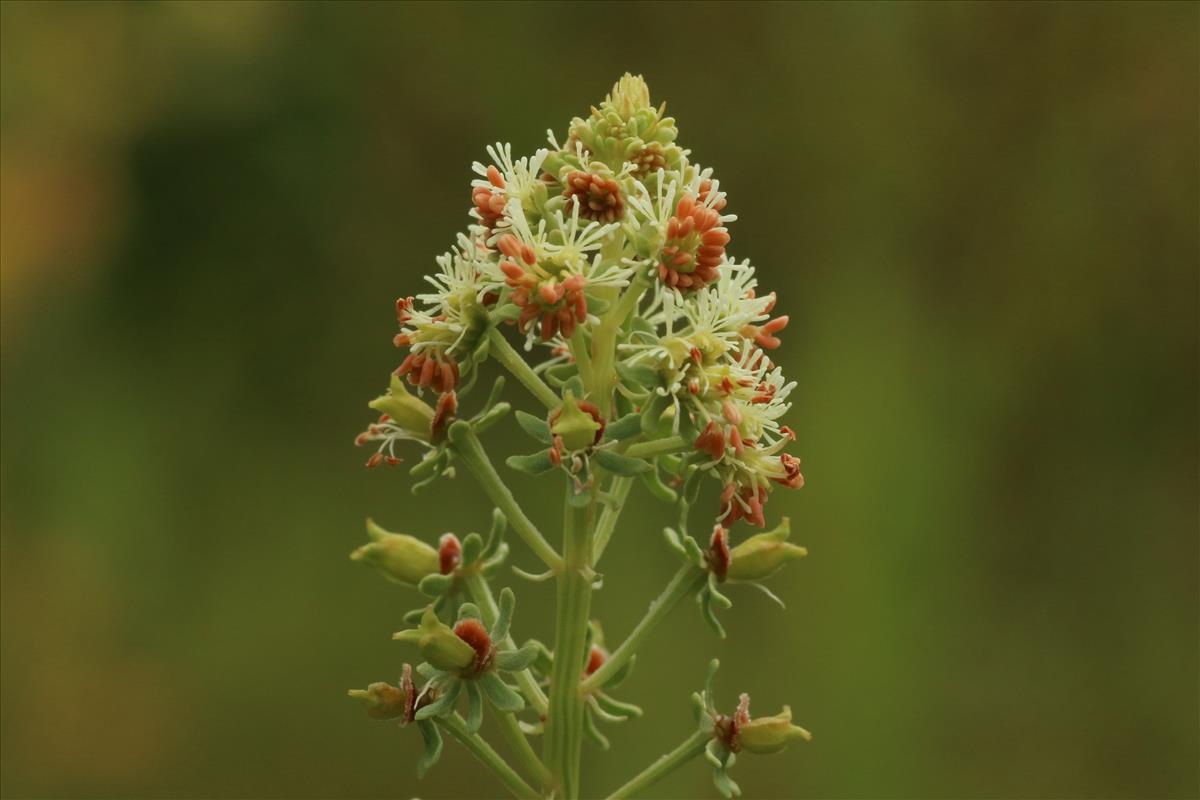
[438,713,540,800]
[624,434,688,460]
[589,261,645,417]
[496,711,554,791]
[489,328,559,409]
[604,729,712,800]
[569,327,594,393]
[463,572,549,715]
[592,476,633,563]
[544,483,595,799]
[580,565,706,694]
[448,421,563,572]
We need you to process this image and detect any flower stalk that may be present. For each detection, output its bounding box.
[347,73,814,800]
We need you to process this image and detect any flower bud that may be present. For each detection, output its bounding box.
[737,705,812,754]
[608,73,653,119]
[394,607,477,672]
[368,375,434,439]
[726,517,806,582]
[549,391,603,451]
[347,681,408,720]
[351,520,440,586]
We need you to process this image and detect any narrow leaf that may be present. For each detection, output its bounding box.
[479,672,525,712]
[505,451,556,476]
[593,449,652,476]
[515,410,552,443]
[464,681,484,734]
[416,719,443,778]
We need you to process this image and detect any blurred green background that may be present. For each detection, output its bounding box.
[2,2,1197,798]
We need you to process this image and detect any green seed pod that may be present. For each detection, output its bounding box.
[550,391,603,452]
[350,519,440,586]
[737,705,812,754]
[368,376,434,439]
[394,607,476,672]
[727,518,807,582]
[347,681,408,720]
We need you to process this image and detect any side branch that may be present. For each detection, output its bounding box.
[438,713,540,800]
[488,328,560,409]
[448,421,563,572]
[580,564,707,694]
[604,728,712,800]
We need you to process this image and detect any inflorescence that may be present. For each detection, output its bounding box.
[349,74,811,800]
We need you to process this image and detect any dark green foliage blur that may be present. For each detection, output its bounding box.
[2,2,1196,798]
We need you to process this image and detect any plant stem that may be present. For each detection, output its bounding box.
[624,434,688,460]
[438,713,540,800]
[448,421,563,572]
[589,260,644,417]
[544,483,595,799]
[462,572,549,715]
[489,328,559,409]
[604,728,712,800]
[569,327,594,392]
[580,565,707,694]
[495,711,554,791]
[591,476,633,563]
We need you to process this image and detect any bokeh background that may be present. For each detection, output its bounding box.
[2,2,1197,798]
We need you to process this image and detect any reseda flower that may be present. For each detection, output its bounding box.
[550,391,605,452]
[347,681,408,720]
[706,518,807,583]
[563,169,625,223]
[394,607,480,673]
[736,704,812,754]
[351,519,440,585]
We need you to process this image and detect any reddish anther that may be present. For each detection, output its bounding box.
[694,421,727,461]
[585,645,607,677]
[563,170,624,223]
[453,618,494,673]
[439,533,462,574]
[707,525,731,581]
[775,453,805,489]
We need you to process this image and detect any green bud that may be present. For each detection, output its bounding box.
[347,681,408,720]
[607,73,652,119]
[737,705,812,754]
[350,519,440,586]
[393,607,476,672]
[727,518,807,582]
[550,391,602,452]
[368,375,434,439]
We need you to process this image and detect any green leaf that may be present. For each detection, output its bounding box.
[640,466,678,502]
[416,719,443,778]
[593,450,652,476]
[479,672,525,712]
[493,642,538,672]
[593,692,643,719]
[492,587,515,641]
[464,681,484,734]
[505,451,556,476]
[472,402,510,433]
[418,573,454,598]
[606,655,636,690]
[615,360,659,388]
[640,392,671,434]
[602,412,642,442]
[460,532,483,565]
[562,376,585,398]
[584,708,611,750]
[515,410,552,443]
[414,678,462,721]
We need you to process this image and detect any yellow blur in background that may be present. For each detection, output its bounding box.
[2,2,1197,798]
